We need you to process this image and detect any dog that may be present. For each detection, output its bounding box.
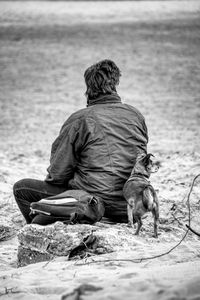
[123,153,159,237]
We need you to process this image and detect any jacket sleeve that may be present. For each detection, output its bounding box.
[45,115,82,185]
[142,118,149,144]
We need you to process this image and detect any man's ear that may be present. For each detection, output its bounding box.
[141,153,154,166]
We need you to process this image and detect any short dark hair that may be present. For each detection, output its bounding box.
[84,59,121,99]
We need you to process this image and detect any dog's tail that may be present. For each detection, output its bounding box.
[142,185,159,217]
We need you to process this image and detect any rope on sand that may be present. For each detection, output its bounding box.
[186,225,200,237]
[77,173,200,266]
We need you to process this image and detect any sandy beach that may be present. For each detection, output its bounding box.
[0,1,200,299]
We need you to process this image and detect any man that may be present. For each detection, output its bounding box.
[13,59,148,225]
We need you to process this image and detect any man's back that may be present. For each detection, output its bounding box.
[47,94,148,219]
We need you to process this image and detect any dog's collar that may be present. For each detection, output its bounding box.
[126,173,150,183]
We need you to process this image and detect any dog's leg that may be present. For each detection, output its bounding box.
[127,204,134,228]
[127,197,135,228]
[134,216,142,235]
[152,200,159,238]
[148,186,159,238]
[153,214,159,238]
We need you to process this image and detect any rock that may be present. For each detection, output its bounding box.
[17,222,138,267]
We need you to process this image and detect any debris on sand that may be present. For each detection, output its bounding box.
[0,225,15,242]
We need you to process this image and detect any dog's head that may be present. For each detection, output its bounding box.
[131,153,159,178]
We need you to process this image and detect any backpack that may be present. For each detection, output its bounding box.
[30,189,105,225]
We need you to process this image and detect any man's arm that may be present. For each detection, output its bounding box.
[45,116,81,186]
[142,118,149,144]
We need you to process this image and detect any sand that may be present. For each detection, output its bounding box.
[0,1,200,299]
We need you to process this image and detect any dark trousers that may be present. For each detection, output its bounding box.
[13,178,68,225]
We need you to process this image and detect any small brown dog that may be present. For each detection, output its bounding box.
[123,153,159,237]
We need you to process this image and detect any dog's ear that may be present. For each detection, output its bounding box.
[141,153,154,166]
[147,153,154,159]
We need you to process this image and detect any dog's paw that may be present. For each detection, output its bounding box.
[127,222,134,228]
[152,233,158,238]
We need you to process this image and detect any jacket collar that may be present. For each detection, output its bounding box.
[87,93,121,107]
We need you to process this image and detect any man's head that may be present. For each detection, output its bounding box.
[84,59,121,100]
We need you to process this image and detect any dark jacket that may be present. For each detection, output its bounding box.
[45,94,148,220]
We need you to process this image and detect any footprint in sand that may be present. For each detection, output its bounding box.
[119,272,138,279]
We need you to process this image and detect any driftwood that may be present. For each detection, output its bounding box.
[17,222,138,267]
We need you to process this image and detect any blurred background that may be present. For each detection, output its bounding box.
[0,1,200,275]
[0,0,200,196]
